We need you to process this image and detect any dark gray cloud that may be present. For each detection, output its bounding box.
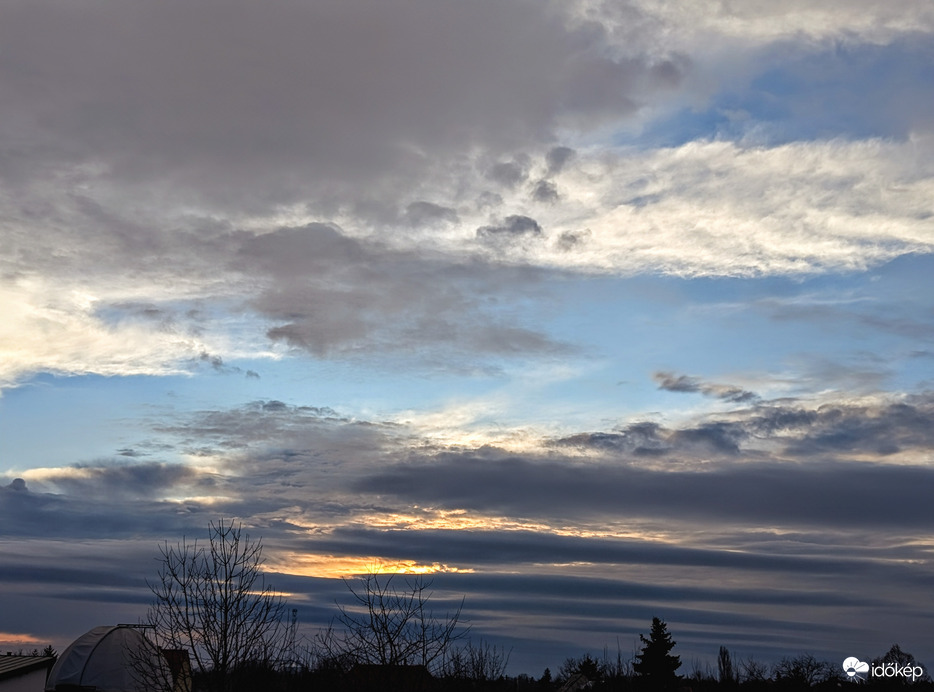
[558,422,670,456]
[487,160,529,189]
[431,571,876,610]
[555,229,591,251]
[654,371,759,402]
[301,525,898,575]
[153,399,360,453]
[477,215,544,242]
[0,484,204,540]
[353,454,934,529]
[558,418,754,458]
[781,399,934,457]
[531,179,560,203]
[583,395,934,462]
[2,463,205,503]
[197,352,252,376]
[12,392,931,548]
[227,222,567,359]
[61,392,931,540]
[0,0,685,208]
[5,478,27,492]
[545,146,576,174]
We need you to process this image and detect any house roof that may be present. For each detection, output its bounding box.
[0,654,56,682]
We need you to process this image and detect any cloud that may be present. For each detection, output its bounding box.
[404,202,460,227]
[778,398,934,457]
[613,0,934,49]
[2,1,932,393]
[531,180,560,203]
[538,137,934,276]
[0,214,574,387]
[352,454,934,530]
[545,146,576,174]
[237,223,569,359]
[0,0,685,209]
[15,390,926,543]
[477,215,544,242]
[5,478,27,492]
[654,371,759,402]
[0,280,220,390]
[24,462,208,501]
[5,387,933,666]
[487,160,530,189]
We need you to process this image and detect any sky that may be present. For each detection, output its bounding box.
[1,0,933,677]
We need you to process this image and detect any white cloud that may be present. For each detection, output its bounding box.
[0,280,208,389]
[622,0,934,46]
[359,136,934,277]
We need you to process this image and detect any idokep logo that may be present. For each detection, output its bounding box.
[843,656,925,683]
[842,658,869,681]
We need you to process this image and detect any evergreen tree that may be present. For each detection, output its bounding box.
[633,617,681,689]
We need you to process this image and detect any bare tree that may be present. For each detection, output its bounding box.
[739,656,769,684]
[718,645,736,685]
[772,653,837,687]
[601,640,633,682]
[318,571,466,673]
[123,625,180,692]
[146,520,288,692]
[443,639,511,681]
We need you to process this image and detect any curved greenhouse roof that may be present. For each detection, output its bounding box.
[45,625,170,692]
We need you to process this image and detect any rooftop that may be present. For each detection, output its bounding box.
[0,654,56,682]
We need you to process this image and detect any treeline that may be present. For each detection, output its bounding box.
[140,523,930,692]
[173,637,933,692]
[518,642,932,692]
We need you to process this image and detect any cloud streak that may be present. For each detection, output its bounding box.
[654,371,759,402]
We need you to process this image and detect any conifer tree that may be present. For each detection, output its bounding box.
[633,617,681,689]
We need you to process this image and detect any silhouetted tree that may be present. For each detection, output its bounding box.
[739,656,770,686]
[601,640,634,684]
[871,644,929,685]
[688,657,715,684]
[633,617,681,689]
[539,667,553,689]
[317,571,466,674]
[146,520,289,692]
[443,638,511,681]
[772,653,837,688]
[718,645,736,686]
[559,653,604,683]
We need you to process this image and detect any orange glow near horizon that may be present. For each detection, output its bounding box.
[268,553,475,579]
[263,511,697,580]
[263,509,697,579]
[0,631,44,647]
